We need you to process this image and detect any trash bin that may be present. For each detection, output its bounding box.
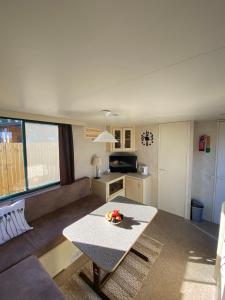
[191,199,204,222]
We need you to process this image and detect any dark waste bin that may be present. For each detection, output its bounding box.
[191,199,204,222]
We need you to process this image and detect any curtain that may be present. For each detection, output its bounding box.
[58,124,75,185]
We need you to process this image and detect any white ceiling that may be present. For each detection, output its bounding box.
[0,0,225,125]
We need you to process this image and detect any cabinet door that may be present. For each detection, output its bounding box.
[126,177,143,203]
[112,128,122,151]
[123,128,133,150]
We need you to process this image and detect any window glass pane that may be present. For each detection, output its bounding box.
[115,130,121,149]
[25,122,59,189]
[0,118,25,198]
[125,130,131,148]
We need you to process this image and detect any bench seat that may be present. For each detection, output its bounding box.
[0,177,105,300]
[0,193,104,273]
[0,255,65,300]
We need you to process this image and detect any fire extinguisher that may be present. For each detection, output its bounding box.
[205,136,210,153]
[199,135,211,152]
[199,135,206,151]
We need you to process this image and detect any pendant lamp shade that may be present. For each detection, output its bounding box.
[93,130,118,143]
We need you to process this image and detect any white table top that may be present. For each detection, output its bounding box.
[63,196,157,272]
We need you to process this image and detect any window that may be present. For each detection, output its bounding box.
[0,119,25,196]
[0,118,60,200]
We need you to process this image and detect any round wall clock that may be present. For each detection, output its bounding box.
[141,131,154,146]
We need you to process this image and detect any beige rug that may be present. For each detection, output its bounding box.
[59,234,163,300]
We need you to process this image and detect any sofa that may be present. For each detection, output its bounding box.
[0,177,104,300]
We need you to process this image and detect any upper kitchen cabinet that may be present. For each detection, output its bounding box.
[111,127,135,152]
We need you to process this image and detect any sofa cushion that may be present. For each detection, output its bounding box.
[0,255,64,300]
[0,232,35,273]
[0,199,33,245]
[0,194,104,273]
[25,177,91,222]
[28,194,105,257]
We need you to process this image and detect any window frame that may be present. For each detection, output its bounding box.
[0,116,60,201]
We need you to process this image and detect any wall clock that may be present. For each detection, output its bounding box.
[141,131,154,146]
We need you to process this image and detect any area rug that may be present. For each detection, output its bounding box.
[59,234,163,300]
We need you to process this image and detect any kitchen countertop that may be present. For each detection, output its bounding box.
[126,172,151,179]
[93,172,150,183]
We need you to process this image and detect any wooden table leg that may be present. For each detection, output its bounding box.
[93,263,101,288]
[79,262,110,300]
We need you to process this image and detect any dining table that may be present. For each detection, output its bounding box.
[63,196,158,300]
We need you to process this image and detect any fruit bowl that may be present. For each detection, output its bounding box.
[105,209,124,225]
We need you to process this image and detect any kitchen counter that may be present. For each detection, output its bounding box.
[92,172,152,204]
[126,173,151,180]
[94,172,150,183]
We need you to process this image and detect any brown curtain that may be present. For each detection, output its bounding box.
[58,124,75,185]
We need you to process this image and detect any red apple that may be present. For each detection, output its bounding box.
[112,210,118,217]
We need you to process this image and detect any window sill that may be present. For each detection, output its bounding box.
[0,182,61,203]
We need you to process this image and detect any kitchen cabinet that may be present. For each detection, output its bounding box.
[92,174,125,202]
[125,176,142,203]
[125,175,151,204]
[92,173,152,205]
[111,127,135,152]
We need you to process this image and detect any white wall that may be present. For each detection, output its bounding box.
[73,125,109,179]
[191,121,217,221]
[135,125,159,207]
[73,124,159,207]
[74,121,216,222]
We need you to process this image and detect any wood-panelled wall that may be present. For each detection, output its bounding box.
[0,142,59,197]
[0,143,25,197]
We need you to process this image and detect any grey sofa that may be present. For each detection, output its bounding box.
[0,177,104,300]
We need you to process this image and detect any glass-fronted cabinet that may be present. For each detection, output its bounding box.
[113,129,122,150]
[111,127,134,151]
[123,128,132,150]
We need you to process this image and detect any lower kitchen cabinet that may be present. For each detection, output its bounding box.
[92,174,152,205]
[125,175,151,205]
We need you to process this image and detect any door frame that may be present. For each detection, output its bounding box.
[212,120,225,223]
[185,121,194,220]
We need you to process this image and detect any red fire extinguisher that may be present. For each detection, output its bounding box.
[199,135,211,152]
[199,135,206,151]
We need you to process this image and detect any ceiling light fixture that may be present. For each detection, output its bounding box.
[93,110,118,143]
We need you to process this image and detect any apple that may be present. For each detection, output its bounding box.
[112,209,119,217]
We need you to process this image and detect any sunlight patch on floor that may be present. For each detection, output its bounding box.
[180,261,217,300]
